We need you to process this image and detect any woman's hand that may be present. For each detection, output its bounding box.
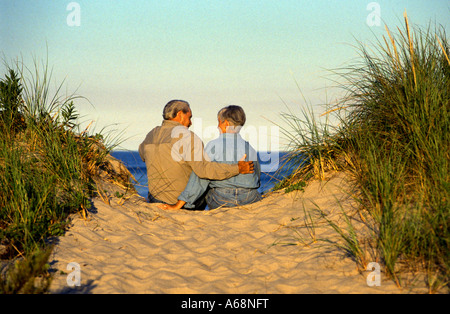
[157,200,186,210]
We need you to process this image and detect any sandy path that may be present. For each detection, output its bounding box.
[49,173,401,294]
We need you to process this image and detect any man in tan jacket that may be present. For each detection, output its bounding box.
[139,100,254,207]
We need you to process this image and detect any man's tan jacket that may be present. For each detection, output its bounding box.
[139,120,239,204]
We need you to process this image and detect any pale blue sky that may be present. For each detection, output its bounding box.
[1,0,449,150]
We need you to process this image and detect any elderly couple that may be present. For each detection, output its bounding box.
[138,100,262,210]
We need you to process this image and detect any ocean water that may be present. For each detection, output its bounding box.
[111,151,293,199]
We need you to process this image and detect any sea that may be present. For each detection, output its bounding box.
[110,151,293,199]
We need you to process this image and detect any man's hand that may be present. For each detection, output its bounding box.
[238,154,254,174]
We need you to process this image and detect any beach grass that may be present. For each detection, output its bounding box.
[0,59,134,293]
[280,14,449,292]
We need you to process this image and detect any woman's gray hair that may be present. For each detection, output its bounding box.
[217,105,246,127]
[162,100,190,120]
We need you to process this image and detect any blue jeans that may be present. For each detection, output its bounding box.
[148,192,206,210]
[205,187,262,210]
[147,192,166,204]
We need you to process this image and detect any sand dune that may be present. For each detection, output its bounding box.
[49,172,403,294]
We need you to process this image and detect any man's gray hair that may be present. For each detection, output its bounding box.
[218,105,246,127]
[163,100,191,120]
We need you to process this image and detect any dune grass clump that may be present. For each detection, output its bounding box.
[279,13,449,292]
[338,14,449,291]
[0,59,135,293]
[278,99,342,183]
